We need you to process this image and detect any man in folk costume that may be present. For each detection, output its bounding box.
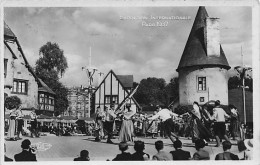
[30,110,38,138]
[16,106,24,140]
[148,105,179,144]
[104,104,116,144]
[213,100,230,147]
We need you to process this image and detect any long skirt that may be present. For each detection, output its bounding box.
[191,118,212,140]
[7,119,16,139]
[147,120,158,134]
[119,120,135,142]
[230,120,240,139]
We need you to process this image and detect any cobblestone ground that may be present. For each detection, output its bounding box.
[4,134,243,161]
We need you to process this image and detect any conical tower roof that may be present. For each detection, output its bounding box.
[176,7,230,72]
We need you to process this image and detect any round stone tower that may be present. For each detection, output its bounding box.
[176,7,230,105]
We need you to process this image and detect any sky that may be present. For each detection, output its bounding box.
[4,6,252,87]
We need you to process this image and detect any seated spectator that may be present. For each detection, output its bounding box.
[14,139,37,161]
[238,139,253,160]
[4,144,13,162]
[170,139,191,160]
[152,140,172,160]
[193,139,209,160]
[112,142,131,161]
[215,141,239,160]
[74,150,90,161]
[131,140,150,161]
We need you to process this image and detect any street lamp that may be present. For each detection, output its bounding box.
[234,66,252,124]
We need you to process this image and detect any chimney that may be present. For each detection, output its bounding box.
[205,17,220,57]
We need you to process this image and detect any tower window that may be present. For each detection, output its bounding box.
[198,77,206,91]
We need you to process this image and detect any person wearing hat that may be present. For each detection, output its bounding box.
[243,139,253,160]
[14,139,37,161]
[213,100,230,147]
[104,104,116,144]
[118,102,136,142]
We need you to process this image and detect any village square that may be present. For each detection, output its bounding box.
[2,5,255,162]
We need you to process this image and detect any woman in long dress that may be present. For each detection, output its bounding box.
[147,111,159,138]
[119,103,136,142]
[95,106,106,141]
[7,109,17,140]
[190,102,212,143]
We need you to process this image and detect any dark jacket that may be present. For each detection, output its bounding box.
[14,150,37,161]
[215,152,239,160]
[193,149,210,160]
[112,152,132,161]
[170,149,191,160]
[131,152,150,161]
[74,157,90,161]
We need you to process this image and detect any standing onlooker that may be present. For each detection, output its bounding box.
[213,100,230,147]
[170,140,191,160]
[14,139,37,161]
[74,150,90,161]
[229,104,240,140]
[215,141,239,160]
[131,140,150,161]
[152,140,172,160]
[193,139,210,160]
[112,142,131,161]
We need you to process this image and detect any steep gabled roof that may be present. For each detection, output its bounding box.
[93,70,141,110]
[4,22,16,41]
[117,75,133,88]
[177,6,230,72]
[38,78,56,95]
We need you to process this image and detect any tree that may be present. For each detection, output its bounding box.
[228,76,253,91]
[165,77,179,105]
[37,42,68,77]
[5,96,21,110]
[35,42,69,116]
[134,77,167,106]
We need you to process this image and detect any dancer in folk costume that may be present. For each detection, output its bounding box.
[8,108,18,141]
[229,104,241,140]
[189,102,212,143]
[213,100,230,147]
[16,107,24,140]
[119,103,136,142]
[94,106,106,142]
[148,105,179,144]
[147,111,159,139]
[104,104,116,144]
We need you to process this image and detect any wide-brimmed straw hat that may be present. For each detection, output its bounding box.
[244,139,253,151]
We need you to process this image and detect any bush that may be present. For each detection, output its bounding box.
[5,96,21,110]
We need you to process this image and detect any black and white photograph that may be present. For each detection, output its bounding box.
[1,0,259,163]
